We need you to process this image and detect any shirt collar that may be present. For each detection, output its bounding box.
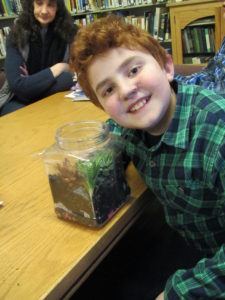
[161,81,196,150]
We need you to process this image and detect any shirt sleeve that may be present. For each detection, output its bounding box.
[164,244,225,299]
[174,68,209,89]
[5,40,73,104]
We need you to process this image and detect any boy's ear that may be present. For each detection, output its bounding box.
[164,54,174,83]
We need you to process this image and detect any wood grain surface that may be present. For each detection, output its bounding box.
[0,92,148,300]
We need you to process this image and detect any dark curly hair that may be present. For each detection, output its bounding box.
[9,0,78,48]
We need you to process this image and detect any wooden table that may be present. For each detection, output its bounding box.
[0,92,150,300]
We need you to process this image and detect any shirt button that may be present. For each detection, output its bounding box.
[149,160,156,167]
[178,186,184,193]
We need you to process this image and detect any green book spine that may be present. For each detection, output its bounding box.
[193,27,200,53]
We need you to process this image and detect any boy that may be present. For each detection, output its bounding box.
[70,15,225,299]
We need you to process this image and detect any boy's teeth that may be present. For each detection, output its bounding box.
[130,99,147,112]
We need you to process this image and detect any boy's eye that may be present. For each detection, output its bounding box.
[128,66,141,77]
[104,86,114,96]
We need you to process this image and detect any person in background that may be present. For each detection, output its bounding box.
[174,0,225,91]
[0,0,78,116]
[70,15,225,300]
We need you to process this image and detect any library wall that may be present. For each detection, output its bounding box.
[1,0,223,67]
[0,0,172,66]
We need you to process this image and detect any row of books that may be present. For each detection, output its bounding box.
[74,6,171,42]
[0,0,22,16]
[64,0,166,14]
[0,26,10,58]
[0,0,168,17]
[182,25,215,55]
[0,0,167,17]
[145,6,170,41]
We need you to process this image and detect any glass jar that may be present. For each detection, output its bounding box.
[42,121,130,227]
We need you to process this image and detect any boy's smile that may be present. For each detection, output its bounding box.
[88,47,176,135]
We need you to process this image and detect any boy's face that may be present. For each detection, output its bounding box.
[88,47,175,135]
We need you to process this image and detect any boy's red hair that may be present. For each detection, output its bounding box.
[70,14,168,108]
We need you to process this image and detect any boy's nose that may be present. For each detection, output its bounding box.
[119,79,138,101]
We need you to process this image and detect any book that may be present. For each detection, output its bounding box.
[125,14,136,25]
[186,27,194,53]
[15,0,22,13]
[64,0,72,12]
[153,7,160,39]
[197,27,204,53]
[8,0,21,14]
[192,56,201,64]
[0,0,6,16]
[88,0,98,10]
[4,0,13,15]
[0,29,6,58]
[9,0,17,13]
[209,27,215,52]
[131,16,138,27]
[192,27,200,53]
[204,27,211,53]
[136,16,145,30]
[164,10,170,41]
[1,0,8,15]
[200,27,207,53]
[158,12,167,41]
[182,29,190,54]
[144,10,154,35]
[154,7,168,40]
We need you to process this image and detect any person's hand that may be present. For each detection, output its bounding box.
[50,63,70,78]
[155,291,164,300]
[20,63,29,77]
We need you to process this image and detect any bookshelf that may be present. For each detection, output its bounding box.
[72,1,171,45]
[0,16,15,67]
[167,0,225,65]
[0,0,171,66]
[0,0,21,66]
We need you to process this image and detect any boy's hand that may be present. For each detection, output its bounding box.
[155,291,164,300]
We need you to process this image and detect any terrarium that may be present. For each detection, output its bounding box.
[42,120,130,227]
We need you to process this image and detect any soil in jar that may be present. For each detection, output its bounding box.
[48,152,130,226]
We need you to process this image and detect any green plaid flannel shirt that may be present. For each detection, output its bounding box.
[107,81,225,299]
